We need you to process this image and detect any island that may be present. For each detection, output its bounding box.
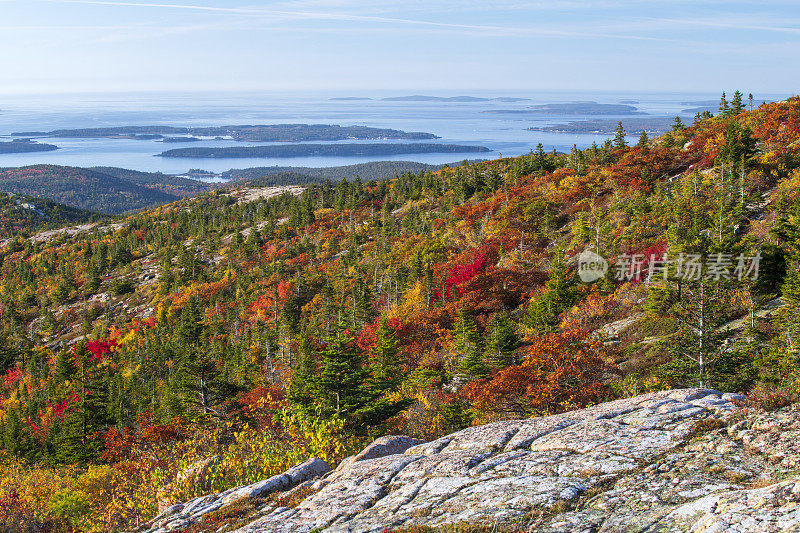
[486,101,645,115]
[381,95,529,103]
[161,136,202,143]
[158,143,491,159]
[11,124,439,142]
[528,117,679,134]
[0,140,58,154]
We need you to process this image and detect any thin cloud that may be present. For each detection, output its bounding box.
[40,0,680,41]
[649,16,800,35]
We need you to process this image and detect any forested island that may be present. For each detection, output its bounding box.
[158,143,491,158]
[382,95,529,102]
[0,140,58,153]
[161,136,202,143]
[529,117,678,134]
[487,101,645,115]
[11,124,438,142]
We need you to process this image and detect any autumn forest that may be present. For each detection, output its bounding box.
[2,92,800,532]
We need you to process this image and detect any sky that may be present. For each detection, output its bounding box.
[0,0,798,94]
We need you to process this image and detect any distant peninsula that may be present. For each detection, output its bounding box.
[0,140,58,154]
[486,101,645,115]
[158,143,491,159]
[381,95,530,103]
[161,136,202,143]
[528,117,677,134]
[11,124,438,143]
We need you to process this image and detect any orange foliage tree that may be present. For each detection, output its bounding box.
[460,327,618,419]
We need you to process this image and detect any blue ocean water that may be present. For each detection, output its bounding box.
[0,90,786,176]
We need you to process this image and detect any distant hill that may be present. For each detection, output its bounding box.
[159,143,491,159]
[0,191,100,238]
[90,166,214,198]
[222,160,451,183]
[0,165,180,214]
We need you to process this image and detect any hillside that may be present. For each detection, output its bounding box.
[0,192,100,238]
[1,92,800,532]
[0,165,183,214]
[90,166,214,198]
[222,161,450,184]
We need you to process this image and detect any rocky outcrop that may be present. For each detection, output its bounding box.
[141,457,331,533]
[141,389,800,532]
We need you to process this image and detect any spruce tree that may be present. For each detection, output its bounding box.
[371,315,402,384]
[454,308,486,378]
[316,322,369,419]
[613,121,627,149]
[485,311,521,369]
[638,130,649,148]
[311,321,409,431]
[719,91,729,116]
[731,90,745,115]
[525,254,578,334]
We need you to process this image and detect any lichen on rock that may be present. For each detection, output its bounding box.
[137,389,800,533]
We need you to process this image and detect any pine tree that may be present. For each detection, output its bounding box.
[371,315,402,384]
[178,295,203,345]
[54,343,109,464]
[672,116,685,131]
[485,311,520,368]
[454,307,486,378]
[288,349,318,413]
[638,130,649,148]
[316,322,369,419]
[731,90,745,115]
[613,121,627,149]
[525,254,578,334]
[310,321,409,431]
[719,91,729,116]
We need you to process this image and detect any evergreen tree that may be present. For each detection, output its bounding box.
[719,91,729,116]
[731,90,745,115]
[485,311,520,368]
[454,307,486,378]
[288,349,318,412]
[613,121,627,149]
[303,321,409,431]
[178,295,203,345]
[525,254,578,334]
[637,130,649,148]
[371,315,402,384]
[54,343,109,464]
